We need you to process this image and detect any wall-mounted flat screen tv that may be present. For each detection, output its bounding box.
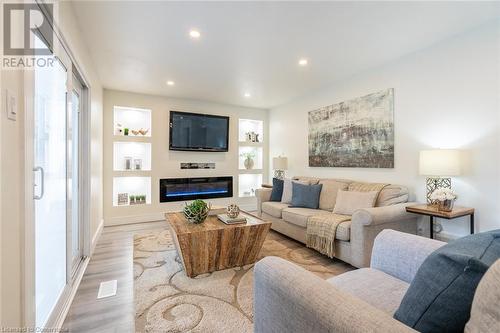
[169,111,229,152]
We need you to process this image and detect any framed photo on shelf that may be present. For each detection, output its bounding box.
[117,193,129,205]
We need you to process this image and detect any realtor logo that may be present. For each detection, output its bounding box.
[3,3,53,56]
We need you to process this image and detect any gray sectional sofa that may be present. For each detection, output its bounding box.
[255,176,419,268]
[254,230,500,333]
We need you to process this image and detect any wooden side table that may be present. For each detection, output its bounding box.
[406,204,475,239]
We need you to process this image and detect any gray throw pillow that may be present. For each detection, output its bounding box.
[394,230,500,333]
[281,179,307,204]
[290,182,323,209]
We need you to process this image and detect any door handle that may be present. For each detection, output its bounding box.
[33,166,45,200]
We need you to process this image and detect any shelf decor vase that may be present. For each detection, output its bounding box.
[438,199,454,212]
[244,157,254,170]
[183,200,211,224]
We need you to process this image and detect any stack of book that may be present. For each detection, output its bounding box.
[217,214,247,225]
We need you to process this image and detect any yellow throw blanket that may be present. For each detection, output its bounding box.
[306,214,351,258]
[306,182,388,258]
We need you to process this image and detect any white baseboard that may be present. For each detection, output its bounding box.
[90,219,104,256]
[435,231,461,242]
[105,204,258,226]
[105,212,165,226]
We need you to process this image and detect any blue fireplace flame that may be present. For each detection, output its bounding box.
[165,189,229,198]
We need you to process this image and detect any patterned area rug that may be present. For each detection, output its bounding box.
[134,229,353,332]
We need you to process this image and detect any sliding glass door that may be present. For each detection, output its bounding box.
[33,33,84,327]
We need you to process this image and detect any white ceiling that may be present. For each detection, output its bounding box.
[70,1,500,109]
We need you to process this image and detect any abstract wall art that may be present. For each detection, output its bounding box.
[308,88,394,168]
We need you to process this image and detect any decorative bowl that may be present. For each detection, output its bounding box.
[438,199,454,212]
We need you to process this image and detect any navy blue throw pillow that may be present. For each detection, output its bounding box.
[394,230,500,332]
[290,182,322,209]
[270,178,284,202]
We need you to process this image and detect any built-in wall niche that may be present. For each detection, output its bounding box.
[239,174,263,198]
[113,177,151,206]
[239,146,263,170]
[238,119,263,143]
[113,142,151,171]
[113,106,152,137]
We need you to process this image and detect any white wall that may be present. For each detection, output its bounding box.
[269,20,500,238]
[103,89,268,225]
[0,2,103,326]
[0,66,25,327]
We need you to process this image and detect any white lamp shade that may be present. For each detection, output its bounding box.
[419,149,461,176]
[273,156,288,170]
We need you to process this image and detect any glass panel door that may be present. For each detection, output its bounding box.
[33,35,69,327]
[69,75,83,275]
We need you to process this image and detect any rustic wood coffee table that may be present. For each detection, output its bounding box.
[165,211,271,278]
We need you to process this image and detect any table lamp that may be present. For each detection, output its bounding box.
[419,149,461,204]
[272,156,288,180]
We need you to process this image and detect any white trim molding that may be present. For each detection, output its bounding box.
[90,219,104,256]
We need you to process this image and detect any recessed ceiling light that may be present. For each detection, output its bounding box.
[166,80,175,86]
[298,58,308,66]
[189,30,201,39]
[244,92,251,98]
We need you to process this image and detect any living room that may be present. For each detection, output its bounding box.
[1,1,499,332]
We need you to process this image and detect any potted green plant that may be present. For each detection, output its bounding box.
[240,151,256,170]
[129,195,135,205]
[183,199,211,224]
[124,128,129,136]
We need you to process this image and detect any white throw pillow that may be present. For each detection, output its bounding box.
[333,190,378,215]
[281,179,307,204]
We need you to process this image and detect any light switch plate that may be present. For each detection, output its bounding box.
[6,89,17,121]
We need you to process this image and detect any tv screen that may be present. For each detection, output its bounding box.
[169,111,229,152]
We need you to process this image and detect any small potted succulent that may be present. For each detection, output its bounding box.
[183,199,211,224]
[129,195,136,205]
[430,188,457,212]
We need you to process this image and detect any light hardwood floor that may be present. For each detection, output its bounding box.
[62,221,167,333]
[63,219,353,332]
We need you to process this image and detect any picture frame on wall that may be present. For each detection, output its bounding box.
[117,192,129,205]
[308,88,395,168]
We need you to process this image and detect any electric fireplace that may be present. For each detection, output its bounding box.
[159,176,233,202]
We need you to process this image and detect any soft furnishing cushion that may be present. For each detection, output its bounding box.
[376,185,409,207]
[270,178,284,202]
[394,230,500,333]
[290,182,323,209]
[318,179,349,211]
[281,178,307,204]
[465,259,500,332]
[332,190,378,215]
